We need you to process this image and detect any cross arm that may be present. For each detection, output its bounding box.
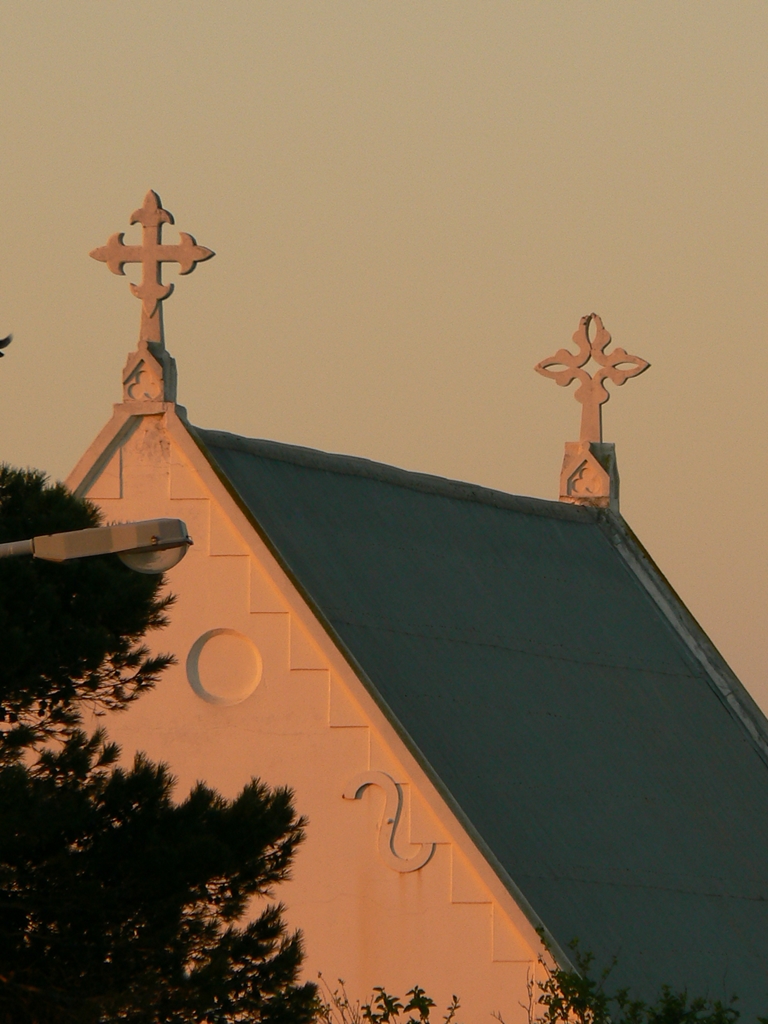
[161,234,215,274]
[89,234,143,276]
[89,235,214,276]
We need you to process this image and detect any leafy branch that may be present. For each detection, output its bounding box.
[317,976,461,1024]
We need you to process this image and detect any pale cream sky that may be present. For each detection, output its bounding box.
[0,3,766,706]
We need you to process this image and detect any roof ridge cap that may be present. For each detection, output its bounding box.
[192,427,597,522]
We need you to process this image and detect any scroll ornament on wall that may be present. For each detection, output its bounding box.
[343,771,436,873]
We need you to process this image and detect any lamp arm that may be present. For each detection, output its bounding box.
[0,538,34,558]
[0,519,191,568]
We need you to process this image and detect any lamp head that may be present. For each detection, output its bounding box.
[118,543,189,574]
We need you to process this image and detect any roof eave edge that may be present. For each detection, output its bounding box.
[186,421,575,973]
[599,509,768,766]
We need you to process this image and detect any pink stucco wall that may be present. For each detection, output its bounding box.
[68,404,544,1023]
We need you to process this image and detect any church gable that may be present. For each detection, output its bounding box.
[68,190,768,1020]
[67,403,543,1023]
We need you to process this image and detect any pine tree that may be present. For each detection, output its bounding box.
[0,466,172,762]
[0,467,318,1024]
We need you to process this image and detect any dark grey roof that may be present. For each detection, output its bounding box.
[194,426,768,1018]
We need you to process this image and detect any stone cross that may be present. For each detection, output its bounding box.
[91,189,214,343]
[534,313,649,443]
[534,314,650,511]
[90,190,214,404]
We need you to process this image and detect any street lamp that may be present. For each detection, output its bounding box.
[0,518,192,574]
[0,335,188,574]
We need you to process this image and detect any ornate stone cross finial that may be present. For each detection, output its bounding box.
[535,313,649,443]
[534,314,650,511]
[90,190,215,404]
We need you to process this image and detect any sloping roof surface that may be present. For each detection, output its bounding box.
[196,427,768,1017]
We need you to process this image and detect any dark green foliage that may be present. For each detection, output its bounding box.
[0,466,172,760]
[317,979,460,1024]
[0,729,316,1023]
[527,938,741,1024]
[360,987,459,1024]
[0,467,318,1023]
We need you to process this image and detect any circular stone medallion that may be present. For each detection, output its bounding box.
[186,628,263,706]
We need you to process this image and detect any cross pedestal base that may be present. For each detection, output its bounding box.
[559,441,619,513]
